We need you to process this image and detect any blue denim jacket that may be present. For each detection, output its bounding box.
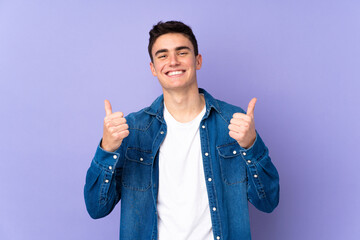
[84,88,279,240]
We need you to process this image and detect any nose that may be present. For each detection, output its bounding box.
[169,53,180,66]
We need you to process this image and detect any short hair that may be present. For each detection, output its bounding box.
[148,21,199,62]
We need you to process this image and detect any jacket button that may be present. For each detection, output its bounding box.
[160,131,164,134]
[254,174,258,178]
[233,150,237,154]
[242,152,246,156]
[205,152,209,156]
[217,236,220,240]
[113,155,118,159]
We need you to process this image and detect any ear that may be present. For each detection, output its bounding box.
[150,62,157,76]
[195,54,203,70]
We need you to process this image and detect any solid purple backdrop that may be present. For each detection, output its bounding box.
[1,0,359,239]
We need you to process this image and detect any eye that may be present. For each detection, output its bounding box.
[158,54,167,59]
[178,51,188,56]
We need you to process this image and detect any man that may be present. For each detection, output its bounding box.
[84,21,279,240]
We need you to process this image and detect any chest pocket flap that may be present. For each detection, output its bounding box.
[217,142,246,185]
[217,142,242,158]
[125,148,153,165]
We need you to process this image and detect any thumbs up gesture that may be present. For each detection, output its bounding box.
[228,98,257,149]
[101,100,129,152]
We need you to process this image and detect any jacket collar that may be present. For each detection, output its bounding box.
[144,88,221,119]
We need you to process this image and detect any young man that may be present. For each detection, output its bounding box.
[84,21,279,240]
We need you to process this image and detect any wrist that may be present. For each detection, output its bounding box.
[100,139,120,152]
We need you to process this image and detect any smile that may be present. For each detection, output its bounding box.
[166,70,185,77]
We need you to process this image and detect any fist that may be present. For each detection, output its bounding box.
[101,99,129,152]
[228,98,257,149]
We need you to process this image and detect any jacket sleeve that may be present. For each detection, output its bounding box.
[240,132,280,213]
[84,139,126,219]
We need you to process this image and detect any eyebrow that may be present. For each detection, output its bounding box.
[154,46,191,56]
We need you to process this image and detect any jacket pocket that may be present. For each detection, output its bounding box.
[122,148,153,191]
[217,142,247,185]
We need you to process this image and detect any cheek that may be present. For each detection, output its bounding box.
[154,62,166,72]
[151,63,162,76]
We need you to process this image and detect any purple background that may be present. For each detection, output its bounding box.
[1,0,359,239]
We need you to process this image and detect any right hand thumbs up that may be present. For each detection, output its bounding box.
[101,100,129,152]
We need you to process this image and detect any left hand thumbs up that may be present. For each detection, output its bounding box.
[228,98,257,149]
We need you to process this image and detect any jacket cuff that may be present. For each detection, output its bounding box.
[93,139,121,170]
[239,132,267,165]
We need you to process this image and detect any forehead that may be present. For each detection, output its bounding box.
[152,33,193,54]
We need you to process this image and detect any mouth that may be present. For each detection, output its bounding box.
[166,70,185,77]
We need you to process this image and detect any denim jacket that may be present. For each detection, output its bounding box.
[84,88,279,240]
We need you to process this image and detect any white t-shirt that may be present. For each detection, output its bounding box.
[157,104,213,240]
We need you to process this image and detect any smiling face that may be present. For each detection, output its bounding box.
[150,33,202,92]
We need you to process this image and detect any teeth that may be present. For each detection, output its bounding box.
[168,71,183,76]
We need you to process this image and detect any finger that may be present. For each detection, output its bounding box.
[230,117,251,126]
[105,117,127,127]
[104,99,113,116]
[232,112,250,120]
[246,98,257,117]
[108,124,129,133]
[117,130,130,139]
[105,112,125,121]
[228,123,248,133]
[229,130,244,141]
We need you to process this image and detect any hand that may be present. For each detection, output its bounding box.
[228,98,257,149]
[101,100,129,152]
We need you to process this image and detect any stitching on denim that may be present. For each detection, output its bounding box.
[129,116,155,131]
[121,181,151,192]
[99,173,111,205]
[203,120,224,239]
[217,143,246,185]
[121,150,152,192]
[218,111,231,125]
[218,156,247,185]
[252,167,266,199]
[121,160,152,192]
[216,142,242,158]
[125,147,153,165]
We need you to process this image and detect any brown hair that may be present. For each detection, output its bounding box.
[148,21,199,62]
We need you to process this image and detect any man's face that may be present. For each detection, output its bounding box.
[150,33,202,92]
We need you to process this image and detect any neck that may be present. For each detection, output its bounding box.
[163,85,205,123]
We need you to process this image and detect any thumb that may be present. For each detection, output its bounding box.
[104,99,112,116]
[246,98,257,117]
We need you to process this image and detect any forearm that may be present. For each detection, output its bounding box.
[242,133,280,213]
[84,142,123,219]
